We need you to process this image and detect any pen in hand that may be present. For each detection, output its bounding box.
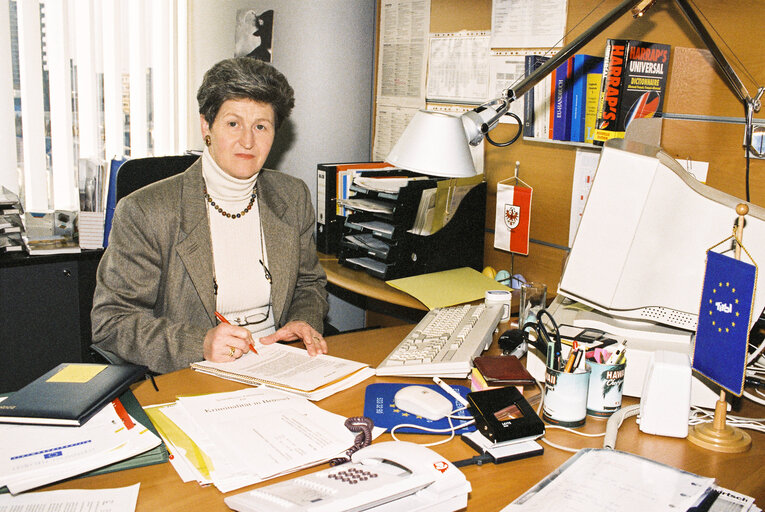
[215,311,258,355]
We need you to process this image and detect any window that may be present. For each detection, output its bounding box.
[1,0,187,211]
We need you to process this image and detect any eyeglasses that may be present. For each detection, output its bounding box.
[232,302,271,327]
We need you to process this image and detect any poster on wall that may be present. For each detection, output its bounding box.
[235,9,274,62]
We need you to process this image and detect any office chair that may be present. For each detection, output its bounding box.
[115,153,199,203]
[90,154,199,364]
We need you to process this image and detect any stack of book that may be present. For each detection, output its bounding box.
[0,187,24,253]
[522,39,670,146]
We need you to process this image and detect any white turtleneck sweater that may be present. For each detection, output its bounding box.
[202,148,275,337]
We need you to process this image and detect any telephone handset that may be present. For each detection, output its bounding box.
[224,441,471,512]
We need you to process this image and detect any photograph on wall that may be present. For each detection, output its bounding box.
[235,9,273,62]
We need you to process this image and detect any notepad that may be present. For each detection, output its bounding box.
[190,343,375,401]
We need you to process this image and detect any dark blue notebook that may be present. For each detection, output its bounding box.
[363,383,476,434]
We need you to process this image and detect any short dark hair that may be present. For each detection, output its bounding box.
[197,57,294,129]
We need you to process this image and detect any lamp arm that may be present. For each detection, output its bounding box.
[502,0,761,122]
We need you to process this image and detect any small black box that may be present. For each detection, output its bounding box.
[467,386,545,443]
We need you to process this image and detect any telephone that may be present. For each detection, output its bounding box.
[224,441,471,512]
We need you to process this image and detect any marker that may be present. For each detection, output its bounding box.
[605,343,625,365]
[215,311,258,355]
[433,376,469,407]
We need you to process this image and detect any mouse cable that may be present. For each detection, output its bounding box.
[390,415,477,447]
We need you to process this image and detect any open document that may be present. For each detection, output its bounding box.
[0,399,160,494]
[145,387,383,493]
[501,449,715,512]
[191,342,374,400]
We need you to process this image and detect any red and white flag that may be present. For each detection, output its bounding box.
[495,180,532,255]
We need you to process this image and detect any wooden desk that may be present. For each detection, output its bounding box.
[319,253,427,311]
[42,325,765,510]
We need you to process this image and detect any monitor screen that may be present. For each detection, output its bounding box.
[559,139,765,333]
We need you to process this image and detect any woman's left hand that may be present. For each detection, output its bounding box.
[259,321,328,356]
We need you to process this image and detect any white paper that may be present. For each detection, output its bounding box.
[0,404,160,494]
[680,159,709,183]
[373,105,420,162]
[491,0,567,49]
[169,388,357,492]
[569,148,600,246]
[489,51,528,123]
[376,0,430,108]
[0,483,140,512]
[426,32,490,103]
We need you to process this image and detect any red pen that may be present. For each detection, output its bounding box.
[215,311,258,355]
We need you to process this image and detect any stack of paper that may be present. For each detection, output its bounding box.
[0,398,161,494]
[144,387,381,492]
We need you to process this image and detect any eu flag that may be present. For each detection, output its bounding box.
[693,251,756,396]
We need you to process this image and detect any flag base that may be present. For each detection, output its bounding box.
[688,394,751,453]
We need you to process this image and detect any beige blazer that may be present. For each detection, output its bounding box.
[91,159,328,374]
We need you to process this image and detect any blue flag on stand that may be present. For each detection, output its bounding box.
[693,250,756,396]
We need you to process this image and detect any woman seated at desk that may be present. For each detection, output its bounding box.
[91,57,329,374]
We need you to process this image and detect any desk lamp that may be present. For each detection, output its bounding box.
[386,0,763,178]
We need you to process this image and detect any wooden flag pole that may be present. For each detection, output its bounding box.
[688,203,752,452]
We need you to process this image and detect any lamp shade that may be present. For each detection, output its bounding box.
[386,110,476,177]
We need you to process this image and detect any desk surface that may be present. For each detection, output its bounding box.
[319,253,428,311]
[42,324,765,510]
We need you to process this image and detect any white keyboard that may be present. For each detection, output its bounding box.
[376,303,503,378]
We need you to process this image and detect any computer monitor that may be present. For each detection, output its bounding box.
[560,138,765,333]
[539,139,765,407]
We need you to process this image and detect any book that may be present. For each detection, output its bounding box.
[551,57,573,141]
[547,63,557,139]
[0,363,149,426]
[569,55,604,142]
[363,382,476,434]
[473,355,536,386]
[191,342,376,401]
[523,55,548,138]
[617,40,670,133]
[593,39,670,144]
[593,38,629,144]
[584,71,603,144]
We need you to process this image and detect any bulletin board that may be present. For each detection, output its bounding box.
[374,0,765,291]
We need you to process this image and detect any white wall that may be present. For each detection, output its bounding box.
[187,0,376,331]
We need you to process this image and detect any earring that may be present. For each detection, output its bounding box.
[204,135,211,147]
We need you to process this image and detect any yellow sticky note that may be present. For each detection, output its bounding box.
[47,364,107,383]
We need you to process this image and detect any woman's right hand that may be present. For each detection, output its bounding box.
[203,323,255,362]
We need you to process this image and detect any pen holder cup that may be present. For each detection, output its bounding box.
[542,367,590,427]
[585,360,626,418]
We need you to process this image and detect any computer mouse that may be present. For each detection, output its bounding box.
[393,385,453,421]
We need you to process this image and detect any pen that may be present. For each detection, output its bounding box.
[215,311,258,355]
[433,376,469,407]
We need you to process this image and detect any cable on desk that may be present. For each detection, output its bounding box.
[603,404,640,449]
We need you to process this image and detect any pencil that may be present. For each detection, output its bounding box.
[215,311,258,355]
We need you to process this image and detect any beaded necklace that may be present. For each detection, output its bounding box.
[203,181,257,219]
